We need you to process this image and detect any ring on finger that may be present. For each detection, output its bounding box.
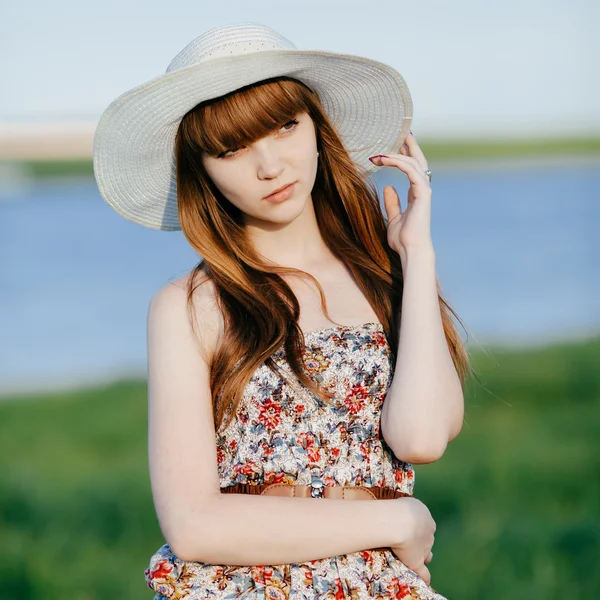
[424,169,432,182]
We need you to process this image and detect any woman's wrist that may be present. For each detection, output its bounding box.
[377,497,413,548]
[398,242,435,271]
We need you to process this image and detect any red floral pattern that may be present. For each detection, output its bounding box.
[145,323,446,599]
[258,397,283,428]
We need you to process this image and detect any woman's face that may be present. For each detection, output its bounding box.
[201,111,319,226]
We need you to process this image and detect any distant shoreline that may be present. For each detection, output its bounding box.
[1,136,599,179]
[2,327,599,401]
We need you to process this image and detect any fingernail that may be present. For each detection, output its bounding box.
[368,154,388,161]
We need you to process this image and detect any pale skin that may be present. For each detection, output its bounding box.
[147,110,464,585]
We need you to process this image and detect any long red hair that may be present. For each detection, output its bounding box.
[174,76,471,431]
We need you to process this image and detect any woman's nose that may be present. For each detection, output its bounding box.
[254,145,285,180]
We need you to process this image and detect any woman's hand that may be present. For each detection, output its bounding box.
[369,131,433,259]
[388,496,436,586]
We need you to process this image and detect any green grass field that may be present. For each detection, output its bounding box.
[3,136,600,179]
[1,335,599,599]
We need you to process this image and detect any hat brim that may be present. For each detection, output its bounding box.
[93,49,413,230]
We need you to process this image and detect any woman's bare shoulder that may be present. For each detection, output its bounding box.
[149,269,224,364]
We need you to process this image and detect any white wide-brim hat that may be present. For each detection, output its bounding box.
[93,23,413,231]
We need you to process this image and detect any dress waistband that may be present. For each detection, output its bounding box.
[221,482,411,500]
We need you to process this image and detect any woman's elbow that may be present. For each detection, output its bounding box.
[386,433,449,464]
[161,501,220,562]
[167,525,217,563]
[406,442,448,464]
[167,536,193,562]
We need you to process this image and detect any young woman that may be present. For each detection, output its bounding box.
[94,23,470,600]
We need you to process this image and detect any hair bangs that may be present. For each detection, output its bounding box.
[193,78,314,156]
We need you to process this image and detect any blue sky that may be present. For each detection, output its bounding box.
[2,0,598,139]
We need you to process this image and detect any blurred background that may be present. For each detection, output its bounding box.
[1,0,599,598]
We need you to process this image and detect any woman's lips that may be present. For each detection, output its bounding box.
[264,182,296,203]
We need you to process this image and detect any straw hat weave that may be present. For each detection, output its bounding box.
[92,23,413,230]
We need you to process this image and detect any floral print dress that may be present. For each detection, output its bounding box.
[145,322,447,600]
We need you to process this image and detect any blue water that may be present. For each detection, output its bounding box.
[1,159,598,396]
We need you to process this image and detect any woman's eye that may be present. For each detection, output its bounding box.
[281,118,299,131]
[217,119,298,158]
[218,148,240,159]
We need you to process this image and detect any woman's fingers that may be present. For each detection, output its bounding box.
[370,154,431,194]
[404,131,429,169]
[413,564,431,586]
[383,185,402,222]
